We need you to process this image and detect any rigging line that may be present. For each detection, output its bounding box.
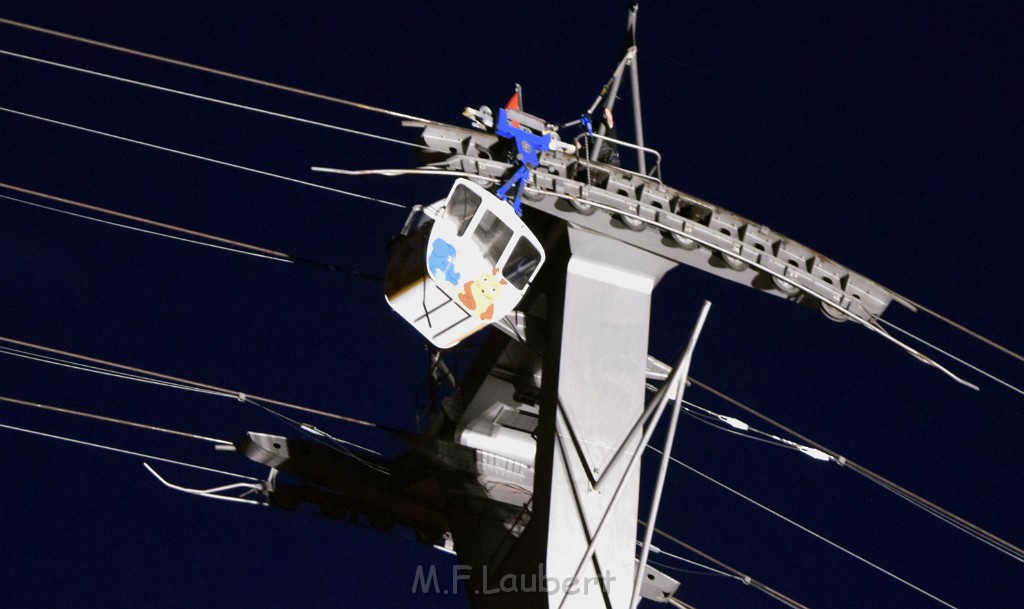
[693,378,1024,564]
[0,335,379,428]
[876,317,1024,398]
[692,380,1024,565]
[0,181,286,255]
[891,291,1024,366]
[651,448,961,609]
[852,315,977,390]
[0,48,432,152]
[680,406,800,453]
[0,192,290,264]
[249,404,389,475]
[666,597,700,609]
[0,395,231,445]
[0,421,258,481]
[688,377,1024,566]
[0,106,406,209]
[0,345,233,399]
[681,400,788,444]
[0,17,442,126]
[6,341,387,472]
[0,184,383,282]
[646,557,729,578]
[853,463,1024,566]
[639,519,813,609]
[679,399,829,458]
[312,167,501,181]
[640,542,732,578]
[242,396,389,474]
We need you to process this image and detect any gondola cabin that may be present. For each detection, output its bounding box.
[385,179,545,349]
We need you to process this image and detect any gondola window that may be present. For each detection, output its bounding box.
[503,237,542,290]
[447,183,482,237]
[472,210,514,267]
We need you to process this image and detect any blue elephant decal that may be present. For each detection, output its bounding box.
[428,238,461,285]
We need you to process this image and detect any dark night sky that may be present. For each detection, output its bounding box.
[1,2,1022,608]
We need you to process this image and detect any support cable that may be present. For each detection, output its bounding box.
[0,191,289,264]
[0,340,389,470]
[651,448,961,609]
[688,377,1024,566]
[0,17,441,126]
[0,335,379,428]
[891,292,1024,366]
[641,544,732,578]
[677,398,830,460]
[640,519,814,609]
[0,48,432,151]
[0,394,230,445]
[0,344,232,399]
[242,396,390,475]
[0,105,406,209]
[0,421,257,480]
[876,317,1024,398]
[679,404,807,452]
[0,184,383,281]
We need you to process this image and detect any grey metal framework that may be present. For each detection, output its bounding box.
[412,118,903,325]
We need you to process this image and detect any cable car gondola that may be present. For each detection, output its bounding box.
[385,178,545,348]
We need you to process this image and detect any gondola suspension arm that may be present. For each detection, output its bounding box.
[492,107,574,216]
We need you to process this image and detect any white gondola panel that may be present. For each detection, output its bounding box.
[385,179,544,348]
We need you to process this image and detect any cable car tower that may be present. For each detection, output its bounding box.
[219,5,973,608]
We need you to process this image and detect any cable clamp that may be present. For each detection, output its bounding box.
[300,423,327,438]
[799,446,831,462]
[718,415,749,431]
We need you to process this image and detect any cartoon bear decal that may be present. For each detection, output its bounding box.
[458,267,508,321]
[427,238,460,286]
